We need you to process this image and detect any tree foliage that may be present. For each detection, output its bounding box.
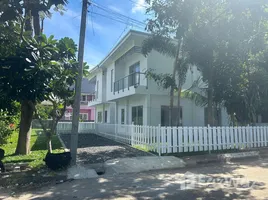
[145,0,268,125]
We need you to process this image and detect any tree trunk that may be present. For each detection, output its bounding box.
[47,136,52,153]
[176,38,184,127]
[177,87,182,126]
[24,0,33,37]
[32,11,41,36]
[169,68,176,126]
[207,68,214,126]
[15,100,34,155]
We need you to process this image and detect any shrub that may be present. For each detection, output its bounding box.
[0,120,13,145]
[0,105,20,145]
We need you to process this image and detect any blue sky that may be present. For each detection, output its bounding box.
[44,0,148,68]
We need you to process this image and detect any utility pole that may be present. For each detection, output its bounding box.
[70,0,89,165]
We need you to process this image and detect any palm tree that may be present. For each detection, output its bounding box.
[142,35,189,126]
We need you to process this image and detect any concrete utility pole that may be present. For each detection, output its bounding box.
[71,0,89,165]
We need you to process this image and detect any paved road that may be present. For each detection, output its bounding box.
[59,134,151,164]
[3,157,268,200]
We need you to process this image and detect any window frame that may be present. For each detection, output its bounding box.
[79,113,88,121]
[132,105,143,125]
[121,108,125,124]
[97,111,102,123]
[104,110,108,123]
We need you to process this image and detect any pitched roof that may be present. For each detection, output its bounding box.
[81,78,95,93]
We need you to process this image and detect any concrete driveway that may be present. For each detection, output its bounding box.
[3,157,268,200]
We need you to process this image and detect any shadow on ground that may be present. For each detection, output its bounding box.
[59,134,151,164]
[16,165,266,200]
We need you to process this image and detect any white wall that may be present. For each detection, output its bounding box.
[149,94,205,126]
[116,95,146,125]
[95,71,103,102]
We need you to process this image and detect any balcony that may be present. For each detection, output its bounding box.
[109,72,148,100]
[80,101,89,105]
[88,92,101,107]
[114,72,147,93]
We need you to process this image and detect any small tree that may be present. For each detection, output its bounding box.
[0,0,68,155]
[35,37,78,153]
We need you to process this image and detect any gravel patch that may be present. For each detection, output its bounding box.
[59,134,152,164]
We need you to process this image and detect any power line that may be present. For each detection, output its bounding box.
[90,1,146,26]
[88,11,145,29]
[89,5,95,36]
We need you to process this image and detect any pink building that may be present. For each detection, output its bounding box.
[63,78,95,122]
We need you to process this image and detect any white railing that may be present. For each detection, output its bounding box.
[57,122,95,134]
[95,124,132,144]
[56,122,268,155]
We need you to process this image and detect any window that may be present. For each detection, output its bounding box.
[121,109,125,124]
[96,80,99,99]
[204,107,221,126]
[97,112,102,123]
[81,94,87,102]
[87,95,92,101]
[104,110,108,123]
[161,106,183,126]
[79,113,88,121]
[132,106,143,125]
[111,69,114,92]
[129,62,140,87]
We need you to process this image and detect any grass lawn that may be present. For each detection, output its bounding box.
[0,129,64,169]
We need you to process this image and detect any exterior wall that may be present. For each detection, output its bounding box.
[116,95,146,125]
[95,71,103,102]
[65,107,95,121]
[147,50,203,95]
[149,95,205,126]
[106,63,115,101]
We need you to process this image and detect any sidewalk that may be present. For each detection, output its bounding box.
[5,156,268,200]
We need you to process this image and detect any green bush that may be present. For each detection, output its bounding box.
[0,120,13,145]
[0,104,20,145]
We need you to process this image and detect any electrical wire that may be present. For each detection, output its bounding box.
[90,1,146,27]
[92,2,146,26]
[88,11,145,29]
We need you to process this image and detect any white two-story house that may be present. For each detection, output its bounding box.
[88,30,229,126]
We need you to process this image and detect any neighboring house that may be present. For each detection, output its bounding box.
[88,30,229,126]
[63,78,95,121]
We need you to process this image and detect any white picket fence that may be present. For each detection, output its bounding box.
[57,122,95,134]
[56,122,268,155]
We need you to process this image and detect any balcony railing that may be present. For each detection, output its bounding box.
[80,101,89,105]
[114,72,147,93]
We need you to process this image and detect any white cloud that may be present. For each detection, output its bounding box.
[108,5,125,14]
[131,0,146,13]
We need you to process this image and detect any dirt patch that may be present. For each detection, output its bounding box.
[0,168,66,193]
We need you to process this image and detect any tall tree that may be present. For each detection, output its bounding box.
[144,0,194,126]
[0,0,68,154]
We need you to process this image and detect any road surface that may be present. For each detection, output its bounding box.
[2,157,268,200]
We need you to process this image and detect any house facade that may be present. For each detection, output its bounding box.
[63,78,95,121]
[88,30,229,126]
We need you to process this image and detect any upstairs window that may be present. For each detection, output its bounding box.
[81,94,87,102]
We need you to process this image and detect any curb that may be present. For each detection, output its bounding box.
[183,151,260,167]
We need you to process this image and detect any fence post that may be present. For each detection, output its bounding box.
[157,124,161,156]
[131,122,134,146]
[95,123,98,135]
[115,124,117,141]
[208,124,211,154]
